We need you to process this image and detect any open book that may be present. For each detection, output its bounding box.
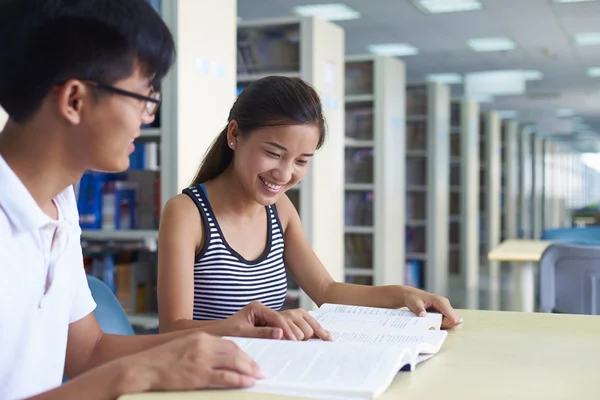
[226,304,449,400]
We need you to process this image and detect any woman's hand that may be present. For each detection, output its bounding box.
[278,308,332,341]
[401,286,462,329]
[212,301,297,340]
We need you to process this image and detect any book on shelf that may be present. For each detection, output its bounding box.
[227,303,448,400]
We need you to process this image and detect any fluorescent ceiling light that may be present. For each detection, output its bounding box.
[557,109,575,118]
[553,0,599,3]
[573,32,600,46]
[293,3,360,21]
[522,70,543,80]
[426,73,462,84]
[412,0,482,13]
[498,110,518,119]
[368,43,419,56]
[468,94,494,103]
[465,70,526,96]
[468,37,517,52]
[587,67,600,77]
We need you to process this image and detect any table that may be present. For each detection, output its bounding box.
[121,309,600,400]
[487,239,553,312]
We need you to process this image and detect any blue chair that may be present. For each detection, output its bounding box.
[541,227,600,245]
[539,243,600,315]
[86,274,135,336]
[64,275,134,382]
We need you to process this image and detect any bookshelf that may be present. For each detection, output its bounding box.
[237,16,345,310]
[544,140,556,229]
[502,120,519,240]
[343,55,406,289]
[406,82,450,297]
[479,111,501,310]
[448,99,480,308]
[532,135,544,238]
[518,125,534,238]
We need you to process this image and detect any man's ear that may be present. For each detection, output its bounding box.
[56,80,87,125]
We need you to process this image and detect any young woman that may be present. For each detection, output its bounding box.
[157,76,461,341]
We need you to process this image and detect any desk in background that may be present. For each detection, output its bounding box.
[121,309,600,400]
[487,239,552,312]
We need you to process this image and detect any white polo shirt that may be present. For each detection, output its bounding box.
[0,154,97,399]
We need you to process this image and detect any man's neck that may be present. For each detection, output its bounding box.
[0,121,83,217]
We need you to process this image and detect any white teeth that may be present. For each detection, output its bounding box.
[260,177,283,190]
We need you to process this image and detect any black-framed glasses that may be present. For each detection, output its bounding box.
[82,80,162,116]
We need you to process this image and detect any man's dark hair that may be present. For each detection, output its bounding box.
[0,0,176,122]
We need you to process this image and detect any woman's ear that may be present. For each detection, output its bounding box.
[226,120,239,150]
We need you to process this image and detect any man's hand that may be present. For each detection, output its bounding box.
[215,301,297,340]
[278,308,331,341]
[125,331,265,392]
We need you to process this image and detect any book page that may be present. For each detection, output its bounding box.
[317,303,443,329]
[226,337,411,399]
[311,310,439,333]
[310,329,448,355]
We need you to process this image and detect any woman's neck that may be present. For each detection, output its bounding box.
[205,165,264,219]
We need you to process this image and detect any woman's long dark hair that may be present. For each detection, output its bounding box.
[190,76,326,186]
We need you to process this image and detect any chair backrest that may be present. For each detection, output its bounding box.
[539,244,600,315]
[541,227,600,245]
[86,274,135,336]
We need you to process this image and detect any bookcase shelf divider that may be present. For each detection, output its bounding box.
[482,111,501,310]
[458,99,480,309]
[532,134,544,239]
[518,126,534,238]
[502,120,519,240]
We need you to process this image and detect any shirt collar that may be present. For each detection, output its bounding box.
[0,153,78,233]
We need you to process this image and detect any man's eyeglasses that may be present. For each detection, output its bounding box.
[81,80,162,116]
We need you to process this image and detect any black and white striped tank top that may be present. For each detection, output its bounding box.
[182,183,288,320]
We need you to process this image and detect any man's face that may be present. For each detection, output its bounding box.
[69,68,156,173]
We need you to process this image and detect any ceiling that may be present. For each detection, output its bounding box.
[237,0,600,145]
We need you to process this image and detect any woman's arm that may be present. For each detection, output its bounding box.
[156,194,296,339]
[157,194,218,333]
[278,195,461,329]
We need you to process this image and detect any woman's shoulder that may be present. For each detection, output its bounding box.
[161,193,204,229]
[274,193,300,231]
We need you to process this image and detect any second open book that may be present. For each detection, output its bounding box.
[225,303,449,400]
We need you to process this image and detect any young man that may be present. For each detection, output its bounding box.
[0,1,295,399]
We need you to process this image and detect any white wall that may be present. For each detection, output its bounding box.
[160,0,237,204]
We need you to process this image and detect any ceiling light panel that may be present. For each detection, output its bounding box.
[426,73,463,84]
[412,0,482,13]
[468,94,494,103]
[587,67,600,77]
[368,43,419,56]
[498,110,519,119]
[293,3,360,21]
[553,0,599,3]
[573,32,600,46]
[557,109,575,118]
[522,70,543,80]
[468,37,517,52]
